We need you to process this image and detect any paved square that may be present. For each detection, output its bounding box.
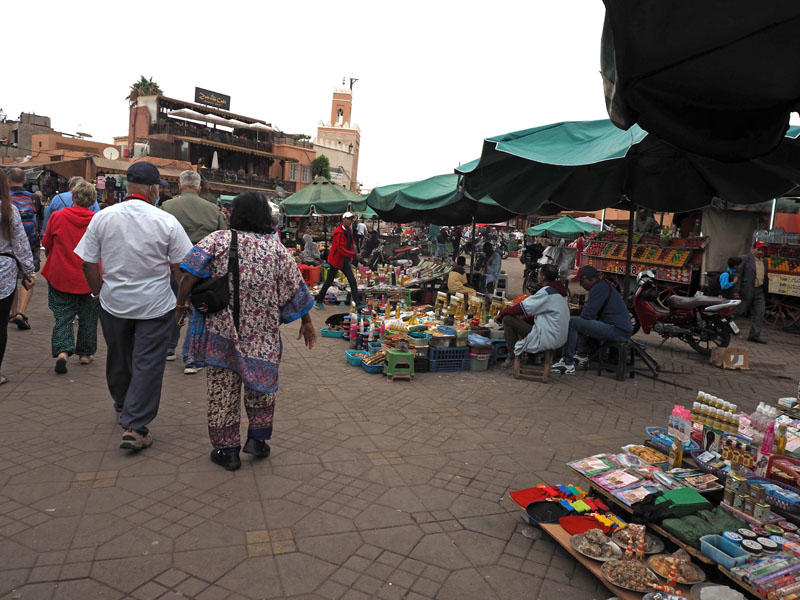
[1,260,798,599]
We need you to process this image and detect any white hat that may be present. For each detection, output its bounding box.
[342,211,355,218]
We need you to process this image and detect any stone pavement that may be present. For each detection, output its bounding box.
[1,260,799,600]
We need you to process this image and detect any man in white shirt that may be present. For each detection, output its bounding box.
[75,162,192,451]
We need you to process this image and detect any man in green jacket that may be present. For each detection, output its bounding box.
[162,170,227,372]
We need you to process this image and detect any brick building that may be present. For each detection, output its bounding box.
[313,87,361,192]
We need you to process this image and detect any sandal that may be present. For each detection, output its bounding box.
[11,313,30,330]
[79,356,93,365]
[0,375,7,385]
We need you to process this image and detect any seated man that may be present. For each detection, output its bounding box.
[495,264,569,368]
[447,256,475,298]
[552,266,632,375]
[301,233,321,265]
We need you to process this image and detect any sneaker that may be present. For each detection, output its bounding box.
[574,354,589,368]
[551,359,576,375]
[184,366,201,375]
[120,429,153,451]
[314,302,325,311]
[165,350,176,361]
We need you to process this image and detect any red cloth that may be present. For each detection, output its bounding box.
[575,236,585,268]
[558,515,613,535]
[327,223,356,270]
[549,281,569,297]
[510,487,550,507]
[41,206,95,294]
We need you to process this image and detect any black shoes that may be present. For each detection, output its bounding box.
[210,449,241,471]
[55,357,67,374]
[243,438,271,458]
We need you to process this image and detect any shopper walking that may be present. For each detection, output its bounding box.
[41,176,99,234]
[176,192,316,471]
[735,241,768,344]
[0,170,35,385]
[7,167,40,331]
[75,162,192,451]
[162,170,227,372]
[41,179,99,374]
[314,212,361,309]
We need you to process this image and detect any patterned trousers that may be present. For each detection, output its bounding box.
[47,285,98,357]
[206,366,276,451]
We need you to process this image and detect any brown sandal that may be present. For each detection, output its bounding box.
[11,313,30,330]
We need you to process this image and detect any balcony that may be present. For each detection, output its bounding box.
[200,168,296,193]
[273,136,314,149]
[150,120,272,153]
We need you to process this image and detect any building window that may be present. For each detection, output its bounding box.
[289,163,299,181]
[302,166,311,183]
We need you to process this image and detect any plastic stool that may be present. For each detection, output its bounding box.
[385,348,414,381]
[493,274,509,299]
[596,340,634,381]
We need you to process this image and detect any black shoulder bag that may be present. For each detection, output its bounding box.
[189,230,240,328]
[0,252,33,287]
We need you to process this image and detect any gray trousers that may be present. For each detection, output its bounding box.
[503,316,533,353]
[736,287,766,339]
[99,307,174,433]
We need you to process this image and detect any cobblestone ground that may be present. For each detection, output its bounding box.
[1,258,798,599]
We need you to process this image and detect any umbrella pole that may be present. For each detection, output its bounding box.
[470,217,477,288]
[600,208,606,230]
[623,205,635,300]
[769,198,777,230]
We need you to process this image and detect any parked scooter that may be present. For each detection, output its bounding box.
[367,240,422,270]
[631,269,740,356]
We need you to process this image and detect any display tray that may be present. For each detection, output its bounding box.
[569,532,623,562]
[647,555,706,585]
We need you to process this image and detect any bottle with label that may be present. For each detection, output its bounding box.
[776,423,788,455]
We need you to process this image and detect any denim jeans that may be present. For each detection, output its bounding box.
[563,316,629,365]
[435,243,447,257]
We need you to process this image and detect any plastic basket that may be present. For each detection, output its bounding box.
[428,346,469,361]
[437,325,456,336]
[429,357,470,372]
[469,345,492,355]
[361,359,384,374]
[321,327,345,338]
[646,426,700,454]
[699,535,751,569]
[743,478,800,514]
[469,354,490,371]
[689,449,734,480]
[429,335,454,348]
[409,332,431,345]
[346,350,368,366]
[368,341,383,355]
[414,356,429,373]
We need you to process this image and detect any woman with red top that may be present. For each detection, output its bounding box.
[41,180,99,374]
[314,212,362,309]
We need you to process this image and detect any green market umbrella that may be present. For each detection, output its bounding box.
[280,176,366,216]
[457,119,800,215]
[526,215,599,239]
[366,171,513,225]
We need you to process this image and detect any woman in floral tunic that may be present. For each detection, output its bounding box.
[176,193,316,471]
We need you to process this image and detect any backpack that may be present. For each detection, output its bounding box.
[10,189,39,246]
[436,230,448,244]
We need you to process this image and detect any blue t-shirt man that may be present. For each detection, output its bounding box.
[43,190,100,235]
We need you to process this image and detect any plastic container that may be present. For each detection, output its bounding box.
[469,345,492,355]
[414,356,429,373]
[321,327,345,338]
[367,341,383,355]
[429,346,469,362]
[361,359,384,374]
[408,332,432,345]
[429,357,470,372]
[469,353,490,371]
[429,335,454,348]
[699,534,752,569]
[346,350,368,366]
[437,325,456,336]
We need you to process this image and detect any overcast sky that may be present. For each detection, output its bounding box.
[7,0,614,189]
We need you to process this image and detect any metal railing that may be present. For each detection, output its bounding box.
[150,121,272,153]
[273,136,313,149]
[199,168,295,193]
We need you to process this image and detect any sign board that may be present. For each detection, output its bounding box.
[768,273,800,298]
[194,87,230,110]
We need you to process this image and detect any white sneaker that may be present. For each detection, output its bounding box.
[184,366,202,375]
[165,350,176,361]
[550,359,576,375]
[574,354,589,367]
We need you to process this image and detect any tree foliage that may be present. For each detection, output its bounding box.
[126,76,163,107]
[312,154,331,180]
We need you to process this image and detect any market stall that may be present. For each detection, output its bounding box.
[518,388,800,599]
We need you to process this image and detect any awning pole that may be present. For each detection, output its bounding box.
[623,203,635,301]
[600,208,606,230]
[769,198,777,230]
[470,217,477,288]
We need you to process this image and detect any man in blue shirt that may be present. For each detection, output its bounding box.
[42,176,100,235]
[552,266,633,374]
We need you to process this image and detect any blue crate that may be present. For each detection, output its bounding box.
[368,341,383,355]
[361,359,385,374]
[428,346,469,361]
[429,358,470,372]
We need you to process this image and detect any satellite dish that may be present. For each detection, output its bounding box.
[103,147,120,160]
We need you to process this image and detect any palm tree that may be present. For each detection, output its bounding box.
[126,76,163,107]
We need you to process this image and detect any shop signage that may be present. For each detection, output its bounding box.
[195,87,230,110]
[768,273,800,298]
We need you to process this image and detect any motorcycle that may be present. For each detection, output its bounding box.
[498,239,509,260]
[367,240,421,270]
[632,269,741,356]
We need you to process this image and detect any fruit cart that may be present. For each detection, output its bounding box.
[582,232,707,297]
[765,243,800,330]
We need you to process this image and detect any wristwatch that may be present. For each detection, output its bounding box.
[90,291,101,299]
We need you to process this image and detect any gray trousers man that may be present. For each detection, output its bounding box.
[503,316,533,351]
[99,308,175,433]
[735,287,766,340]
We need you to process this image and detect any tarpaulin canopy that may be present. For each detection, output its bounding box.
[166,109,277,132]
[526,215,599,239]
[366,171,514,225]
[457,120,800,215]
[601,0,800,161]
[280,177,366,216]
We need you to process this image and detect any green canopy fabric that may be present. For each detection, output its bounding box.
[457,120,800,214]
[280,177,366,216]
[366,172,513,225]
[526,215,599,239]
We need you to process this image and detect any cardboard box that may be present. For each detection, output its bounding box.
[710,347,749,370]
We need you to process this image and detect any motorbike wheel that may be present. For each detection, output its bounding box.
[687,322,731,356]
[501,246,509,260]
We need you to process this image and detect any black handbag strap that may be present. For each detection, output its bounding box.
[0,252,31,282]
[229,230,240,331]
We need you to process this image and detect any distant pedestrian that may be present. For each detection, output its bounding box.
[41,180,99,374]
[75,162,192,451]
[314,212,361,309]
[41,176,99,234]
[0,170,35,384]
[176,192,316,470]
[7,167,40,331]
[162,170,227,372]
[735,241,768,344]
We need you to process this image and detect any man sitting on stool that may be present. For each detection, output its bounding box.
[495,264,569,369]
[552,266,632,375]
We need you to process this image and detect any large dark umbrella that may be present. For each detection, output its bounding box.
[601,0,800,161]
